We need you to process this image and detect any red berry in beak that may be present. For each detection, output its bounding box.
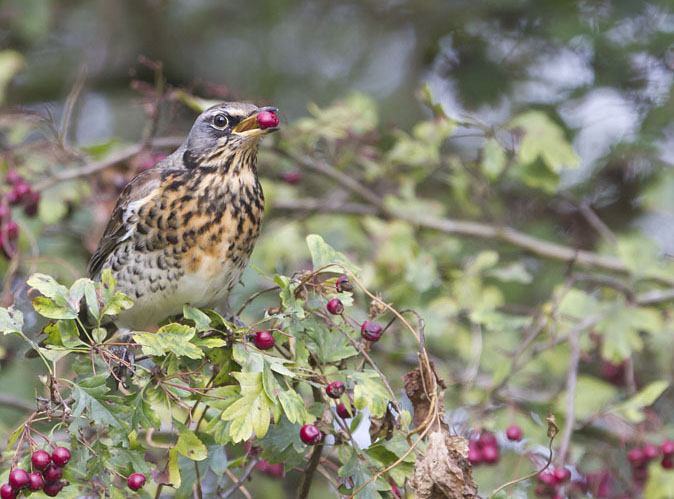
[257,110,279,129]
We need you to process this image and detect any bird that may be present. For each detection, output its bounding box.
[87,102,279,331]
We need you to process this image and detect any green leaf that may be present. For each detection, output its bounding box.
[509,111,579,172]
[596,299,663,362]
[168,448,181,488]
[306,234,360,275]
[27,273,80,319]
[481,138,507,179]
[132,323,203,359]
[175,423,208,461]
[351,371,390,417]
[0,50,23,104]
[278,389,313,425]
[6,423,24,451]
[222,372,275,442]
[72,374,126,428]
[27,273,70,301]
[183,305,212,331]
[128,386,161,428]
[612,381,669,423]
[31,297,78,319]
[487,262,532,284]
[0,306,23,334]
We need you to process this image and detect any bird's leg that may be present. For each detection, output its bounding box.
[219,297,249,330]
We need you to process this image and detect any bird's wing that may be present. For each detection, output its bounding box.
[88,168,163,279]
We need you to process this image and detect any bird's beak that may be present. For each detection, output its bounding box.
[232,107,280,138]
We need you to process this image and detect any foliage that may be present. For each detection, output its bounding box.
[1,1,674,497]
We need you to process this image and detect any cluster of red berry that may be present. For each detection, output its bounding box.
[468,431,500,465]
[251,275,382,451]
[627,439,674,487]
[0,169,40,258]
[536,466,572,498]
[1,447,70,498]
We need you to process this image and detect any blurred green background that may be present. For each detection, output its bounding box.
[2,0,674,497]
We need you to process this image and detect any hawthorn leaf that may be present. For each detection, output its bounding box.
[132,324,203,359]
[306,234,360,275]
[351,371,390,417]
[71,374,125,428]
[183,305,212,331]
[175,423,208,461]
[278,389,313,425]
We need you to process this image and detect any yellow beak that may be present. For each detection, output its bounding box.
[232,107,280,137]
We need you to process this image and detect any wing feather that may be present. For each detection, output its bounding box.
[88,168,162,279]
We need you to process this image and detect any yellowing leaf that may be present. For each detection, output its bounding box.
[222,372,275,442]
[612,381,669,423]
[510,111,579,172]
[175,424,208,461]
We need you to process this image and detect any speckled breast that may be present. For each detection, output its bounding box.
[109,166,264,330]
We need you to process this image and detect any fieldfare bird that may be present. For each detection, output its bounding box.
[88,102,279,330]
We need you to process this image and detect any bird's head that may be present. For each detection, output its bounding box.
[183,102,280,168]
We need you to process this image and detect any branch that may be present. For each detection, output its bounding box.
[0,394,35,412]
[34,136,183,191]
[221,458,258,498]
[296,443,323,499]
[557,327,580,465]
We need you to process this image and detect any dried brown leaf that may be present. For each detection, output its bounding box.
[409,431,478,499]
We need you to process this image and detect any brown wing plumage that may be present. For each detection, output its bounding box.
[87,168,162,279]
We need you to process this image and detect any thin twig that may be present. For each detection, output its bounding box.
[557,328,580,465]
[34,136,183,191]
[58,65,87,149]
[221,458,258,498]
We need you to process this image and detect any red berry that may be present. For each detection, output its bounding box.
[326,298,344,315]
[539,472,557,486]
[661,440,674,456]
[326,381,345,399]
[257,110,279,129]
[23,191,40,217]
[663,456,674,469]
[0,484,15,499]
[253,330,275,350]
[43,481,64,497]
[554,467,570,483]
[299,424,322,445]
[27,472,44,491]
[5,170,22,185]
[361,321,382,341]
[127,473,146,491]
[479,432,497,448]
[255,460,284,478]
[628,447,644,466]
[506,424,522,441]
[481,444,499,464]
[31,449,51,470]
[8,469,29,489]
[643,444,659,460]
[281,172,302,184]
[43,464,62,483]
[51,447,71,467]
[10,182,31,204]
[5,221,18,240]
[335,275,353,292]
[468,441,482,465]
[336,402,352,419]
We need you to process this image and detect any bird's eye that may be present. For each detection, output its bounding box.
[213,114,228,128]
